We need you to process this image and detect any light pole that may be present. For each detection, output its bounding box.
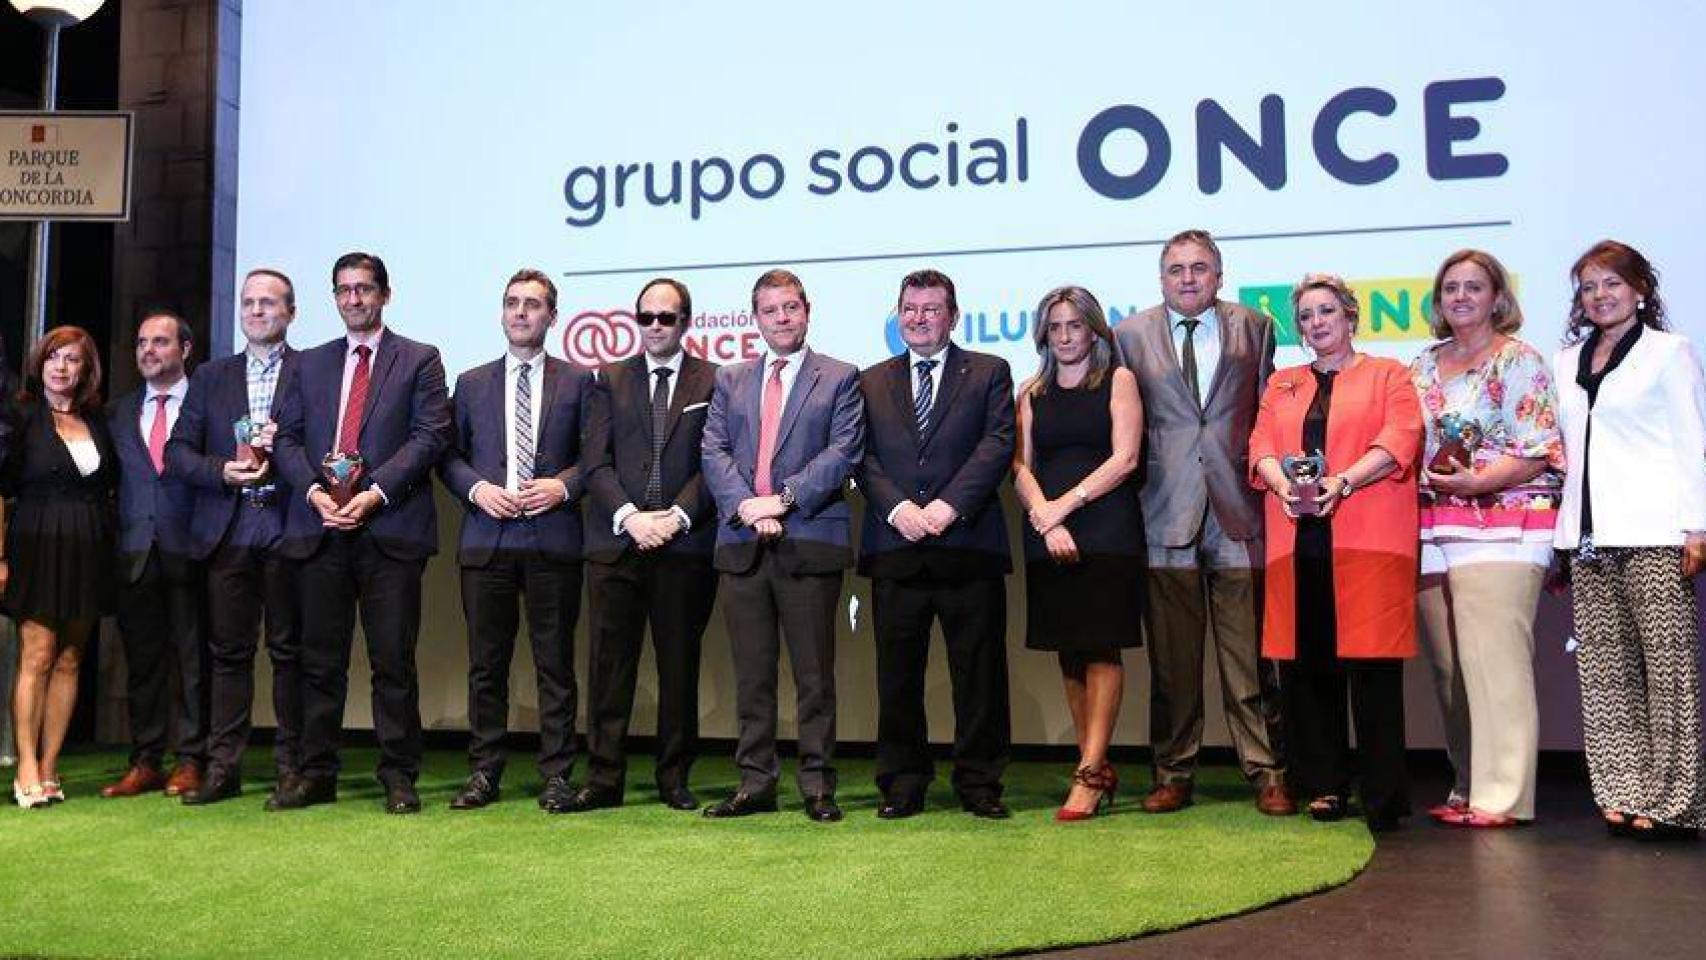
[8,0,107,354]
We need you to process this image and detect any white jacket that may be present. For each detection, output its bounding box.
[1554,328,1706,549]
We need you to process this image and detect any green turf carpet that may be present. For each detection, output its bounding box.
[0,749,1371,958]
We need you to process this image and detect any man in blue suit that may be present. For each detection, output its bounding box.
[103,310,206,800]
[857,269,1016,820]
[166,268,302,806]
[271,252,452,814]
[701,269,865,822]
[438,269,592,812]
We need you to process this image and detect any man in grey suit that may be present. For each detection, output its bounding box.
[700,268,865,822]
[1113,229,1291,816]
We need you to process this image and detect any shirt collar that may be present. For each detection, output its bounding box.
[1167,306,1217,331]
[505,349,546,375]
[151,377,189,402]
[762,346,808,371]
[345,325,384,353]
[246,342,287,369]
[646,350,684,376]
[908,345,949,368]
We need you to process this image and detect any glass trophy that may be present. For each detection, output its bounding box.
[1281,450,1327,517]
[1430,414,1483,474]
[232,416,267,466]
[321,451,366,507]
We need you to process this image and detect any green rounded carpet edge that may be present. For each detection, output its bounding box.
[0,749,1373,959]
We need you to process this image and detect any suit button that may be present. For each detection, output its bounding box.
[917,457,926,467]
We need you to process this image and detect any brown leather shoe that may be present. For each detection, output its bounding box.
[164,763,202,798]
[1256,782,1297,816]
[1141,780,1194,813]
[101,765,167,798]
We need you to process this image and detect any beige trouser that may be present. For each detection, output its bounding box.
[1416,560,1545,819]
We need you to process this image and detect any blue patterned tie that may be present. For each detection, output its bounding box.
[914,359,938,432]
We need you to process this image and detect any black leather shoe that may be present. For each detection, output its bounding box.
[383,779,421,815]
[538,775,575,813]
[272,771,303,799]
[561,784,623,813]
[449,772,500,810]
[877,795,924,820]
[804,793,843,823]
[961,796,1011,820]
[265,775,335,811]
[182,768,241,806]
[659,785,699,811]
[702,789,778,818]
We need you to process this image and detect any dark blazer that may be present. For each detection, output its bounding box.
[110,385,199,583]
[0,397,118,503]
[856,344,1015,579]
[273,329,452,561]
[437,355,594,567]
[701,348,865,575]
[582,354,718,563]
[164,347,297,561]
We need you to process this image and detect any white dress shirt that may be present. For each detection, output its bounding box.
[334,326,384,453]
[1167,307,1221,405]
[138,375,189,443]
[611,350,693,535]
[886,347,949,527]
[501,349,547,492]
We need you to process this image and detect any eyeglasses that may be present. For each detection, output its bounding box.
[334,282,380,298]
[899,304,949,320]
[636,311,682,328]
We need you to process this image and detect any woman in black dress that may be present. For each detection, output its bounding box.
[1013,286,1145,821]
[3,326,117,808]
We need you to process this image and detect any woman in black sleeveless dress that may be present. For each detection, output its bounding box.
[2,327,117,808]
[1014,286,1145,820]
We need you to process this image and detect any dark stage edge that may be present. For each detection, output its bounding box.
[1039,765,1704,960]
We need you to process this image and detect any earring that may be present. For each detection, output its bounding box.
[1638,299,1647,310]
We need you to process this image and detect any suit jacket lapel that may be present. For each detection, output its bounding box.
[1199,301,1235,410]
[661,357,706,446]
[921,346,966,449]
[631,356,655,444]
[887,356,919,446]
[357,335,401,437]
[775,353,817,451]
[535,357,559,446]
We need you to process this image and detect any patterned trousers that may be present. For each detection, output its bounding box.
[1570,547,1706,828]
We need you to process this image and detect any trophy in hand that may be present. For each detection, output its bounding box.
[1430,414,1483,474]
[1281,450,1328,517]
[321,451,366,508]
[232,416,268,466]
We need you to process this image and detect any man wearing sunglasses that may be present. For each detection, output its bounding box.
[701,268,865,822]
[571,278,719,813]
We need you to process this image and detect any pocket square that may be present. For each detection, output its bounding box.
[681,402,709,412]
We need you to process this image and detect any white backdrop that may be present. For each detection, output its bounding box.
[231,1,1706,749]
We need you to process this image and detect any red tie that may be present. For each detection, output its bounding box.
[338,343,372,456]
[147,394,170,474]
[754,357,786,496]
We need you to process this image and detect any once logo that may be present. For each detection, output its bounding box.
[563,309,640,365]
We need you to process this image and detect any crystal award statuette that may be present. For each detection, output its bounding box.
[320,452,366,508]
[232,416,267,466]
[1430,413,1483,474]
[1281,450,1328,517]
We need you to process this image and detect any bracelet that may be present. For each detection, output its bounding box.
[1335,474,1354,497]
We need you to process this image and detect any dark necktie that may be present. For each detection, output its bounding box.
[645,367,671,508]
[914,358,938,432]
[515,362,535,485]
[1180,318,1201,405]
[338,343,371,455]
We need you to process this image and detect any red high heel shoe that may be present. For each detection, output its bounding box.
[1055,763,1117,822]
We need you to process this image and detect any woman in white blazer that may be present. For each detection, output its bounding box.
[1554,240,1706,841]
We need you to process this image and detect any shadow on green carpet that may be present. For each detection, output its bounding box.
[0,749,1372,959]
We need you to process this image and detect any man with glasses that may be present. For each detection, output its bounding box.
[438,268,593,812]
[701,268,864,822]
[1112,229,1291,816]
[856,269,1016,820]
[271,251,452,814]
[571,278,718,813]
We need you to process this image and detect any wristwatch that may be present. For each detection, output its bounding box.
[779,484,797,510]
[1334,474,1354,498]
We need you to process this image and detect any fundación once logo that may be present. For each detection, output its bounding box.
[563,309,640,366]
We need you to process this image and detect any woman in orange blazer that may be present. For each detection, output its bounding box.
[1249,274,1423,831]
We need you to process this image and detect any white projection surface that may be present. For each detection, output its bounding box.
[236,1,1706,378]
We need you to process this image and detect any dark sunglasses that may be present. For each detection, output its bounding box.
[636,311,682,328]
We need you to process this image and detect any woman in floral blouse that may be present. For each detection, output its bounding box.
[1411,249,1564,828]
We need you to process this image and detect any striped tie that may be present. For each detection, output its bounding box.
[914,359,938,433]
[645,367,671,508]
[514,362,534,485]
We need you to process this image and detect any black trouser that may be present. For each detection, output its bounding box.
[203,533,302,778]
[871,574,1010,803]
[116,548,206,769]
[297,533,424,785]
[585,550,715,795]
[721,552,843,797]
[1282,539,1409,821]
[459,553,582,782]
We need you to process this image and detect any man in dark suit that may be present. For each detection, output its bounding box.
[1112,229,1291,816]
[270,251,452,814]
[857,269,1015,820]
[102,309,207,800]
[574,277,718,813]
[437,268,592,813]
[701,268,864,822]
[166,268,302,805]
